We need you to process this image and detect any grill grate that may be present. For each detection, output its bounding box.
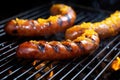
[0,1,120,80]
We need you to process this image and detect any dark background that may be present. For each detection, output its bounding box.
[0,0,120,20]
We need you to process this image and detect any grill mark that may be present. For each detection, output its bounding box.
[52,45,59,53]
[91,37,96,43]
[63,44,72,52]
[37,44,45,53]
[31,21,36,28]
[47,21,52,27]
[58,17,63,27]
[65,14,71,24]
[85,35,95,43]
[75,42,85,51]
[87,34,97,43]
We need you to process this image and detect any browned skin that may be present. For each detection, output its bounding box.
[16,29,99,60]
[16,11,120,60]
[4,4,76,36]
[65,11,120,40]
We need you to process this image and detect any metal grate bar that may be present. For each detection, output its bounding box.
[1,66,23,80]
[76,12,98,24]
[48,59,77,80]
[74,12,87,24]
[37,64,58,80]
[0,2,119,80]
[90,13,108,22]
[0,42,17,52]
[13,60,45,80]
[28,10,50,19]
[13,67,34,80]
[0,46,17,62]
[83,42,120,80]
[95,51,120,79]
[20,8,49,20]
[1,60,34,80]
[0,59,23,74]
[0,4,50,25]
[71,35,120,80]
[70,3,112,14]
[0,6,51,37]
[0,32,5,37]
[0,58,14,68]
[60,60,84,80]
[14,62,51,80]
[0,7,49,30]
[0,29,4,33]
[0,64,14,75]
[0,52,16,63]
[26,61,53,80]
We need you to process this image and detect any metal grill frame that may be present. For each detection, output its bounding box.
[0,1,120,80]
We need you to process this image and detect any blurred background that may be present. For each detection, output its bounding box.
[0,0,120,80]
[0,0,120,20]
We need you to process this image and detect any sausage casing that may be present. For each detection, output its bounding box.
[16,30,100,60]
[16,11,120,60]
[65,11,120,40]
[4,4,76,37]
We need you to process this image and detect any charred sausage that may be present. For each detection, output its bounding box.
[4,4,76,37]
[65,11,120,40]
[16,30,99,60]
[16,7,120,60]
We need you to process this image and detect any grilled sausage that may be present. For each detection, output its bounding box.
[16,11,120,60]
[4,4,76,37]
[65,11,120,40]
[16,29,100,60]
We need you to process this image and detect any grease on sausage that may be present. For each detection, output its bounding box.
[16,30,99,60]
[65,11,120,40]
[4,4,76,37]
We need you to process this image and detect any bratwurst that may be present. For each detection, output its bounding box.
[4,4,76,37]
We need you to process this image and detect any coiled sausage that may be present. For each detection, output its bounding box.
[16,11,120,60]
[16,30,99,60]
[4,4,76,37]
[65,11,120,40]
[16,8,120,60]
